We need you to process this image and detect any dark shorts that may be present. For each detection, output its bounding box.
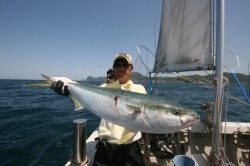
[92,139,145,166]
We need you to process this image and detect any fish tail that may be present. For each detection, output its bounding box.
[23,74,52,87]
[41,74,85,111]
[24,74,85,111]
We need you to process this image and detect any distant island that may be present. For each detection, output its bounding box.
[86,72,250,84]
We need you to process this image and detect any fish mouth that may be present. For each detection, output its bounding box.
[180,114,200,124]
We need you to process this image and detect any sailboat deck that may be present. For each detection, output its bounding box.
[82,121,250,166]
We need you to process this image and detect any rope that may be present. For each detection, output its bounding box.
[172,72,250,106]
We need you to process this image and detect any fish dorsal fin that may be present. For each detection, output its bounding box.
[70,95,84,111]
[41,74,51,82]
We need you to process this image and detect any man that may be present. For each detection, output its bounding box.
[51,53,146,166]
[106,68,116,84]
[100,68,116,87]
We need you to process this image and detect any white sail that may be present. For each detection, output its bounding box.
[154,0,213,73]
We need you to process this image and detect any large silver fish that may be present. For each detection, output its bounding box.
[26,74,200,134]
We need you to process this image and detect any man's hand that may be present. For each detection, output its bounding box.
[51,80,70,96]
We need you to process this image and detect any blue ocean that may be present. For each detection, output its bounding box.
[0,79,249,166]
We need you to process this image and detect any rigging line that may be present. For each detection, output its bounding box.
[211,78,220,166]
[172,72,215,90]
[212,76,225,165]
[172,72,248,105]
[216,78,230,164]
[136,46,149,72]
[172,72,250,106]
[188,73,212,84]
[224,48,240,70]
[221,83,231,165]
[248,59,250,96]
[172,71,208,83]
[154,23,157,54]
[218,77,224,160]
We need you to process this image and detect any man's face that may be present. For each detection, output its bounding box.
[107,73,114,84]
[113,58,133,84]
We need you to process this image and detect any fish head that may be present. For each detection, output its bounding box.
[169,106,200,126]
[144,103,200,133]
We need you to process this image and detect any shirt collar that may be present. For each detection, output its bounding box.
[106,80,133,90]
[120,80,133,90]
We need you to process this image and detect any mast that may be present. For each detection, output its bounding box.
[248,60,250,96]
[211,0,225,165]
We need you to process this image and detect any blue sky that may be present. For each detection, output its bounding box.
[0,0,249,80]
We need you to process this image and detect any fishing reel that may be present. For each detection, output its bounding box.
[150,134,175,159]
[201,102,214,123]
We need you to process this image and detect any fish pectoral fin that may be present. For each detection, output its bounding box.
[126,104,150,127]
[126,104,143,113]
[70,96,84,111]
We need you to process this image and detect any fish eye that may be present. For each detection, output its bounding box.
[174,110,180,115]
[170,107,184,115]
